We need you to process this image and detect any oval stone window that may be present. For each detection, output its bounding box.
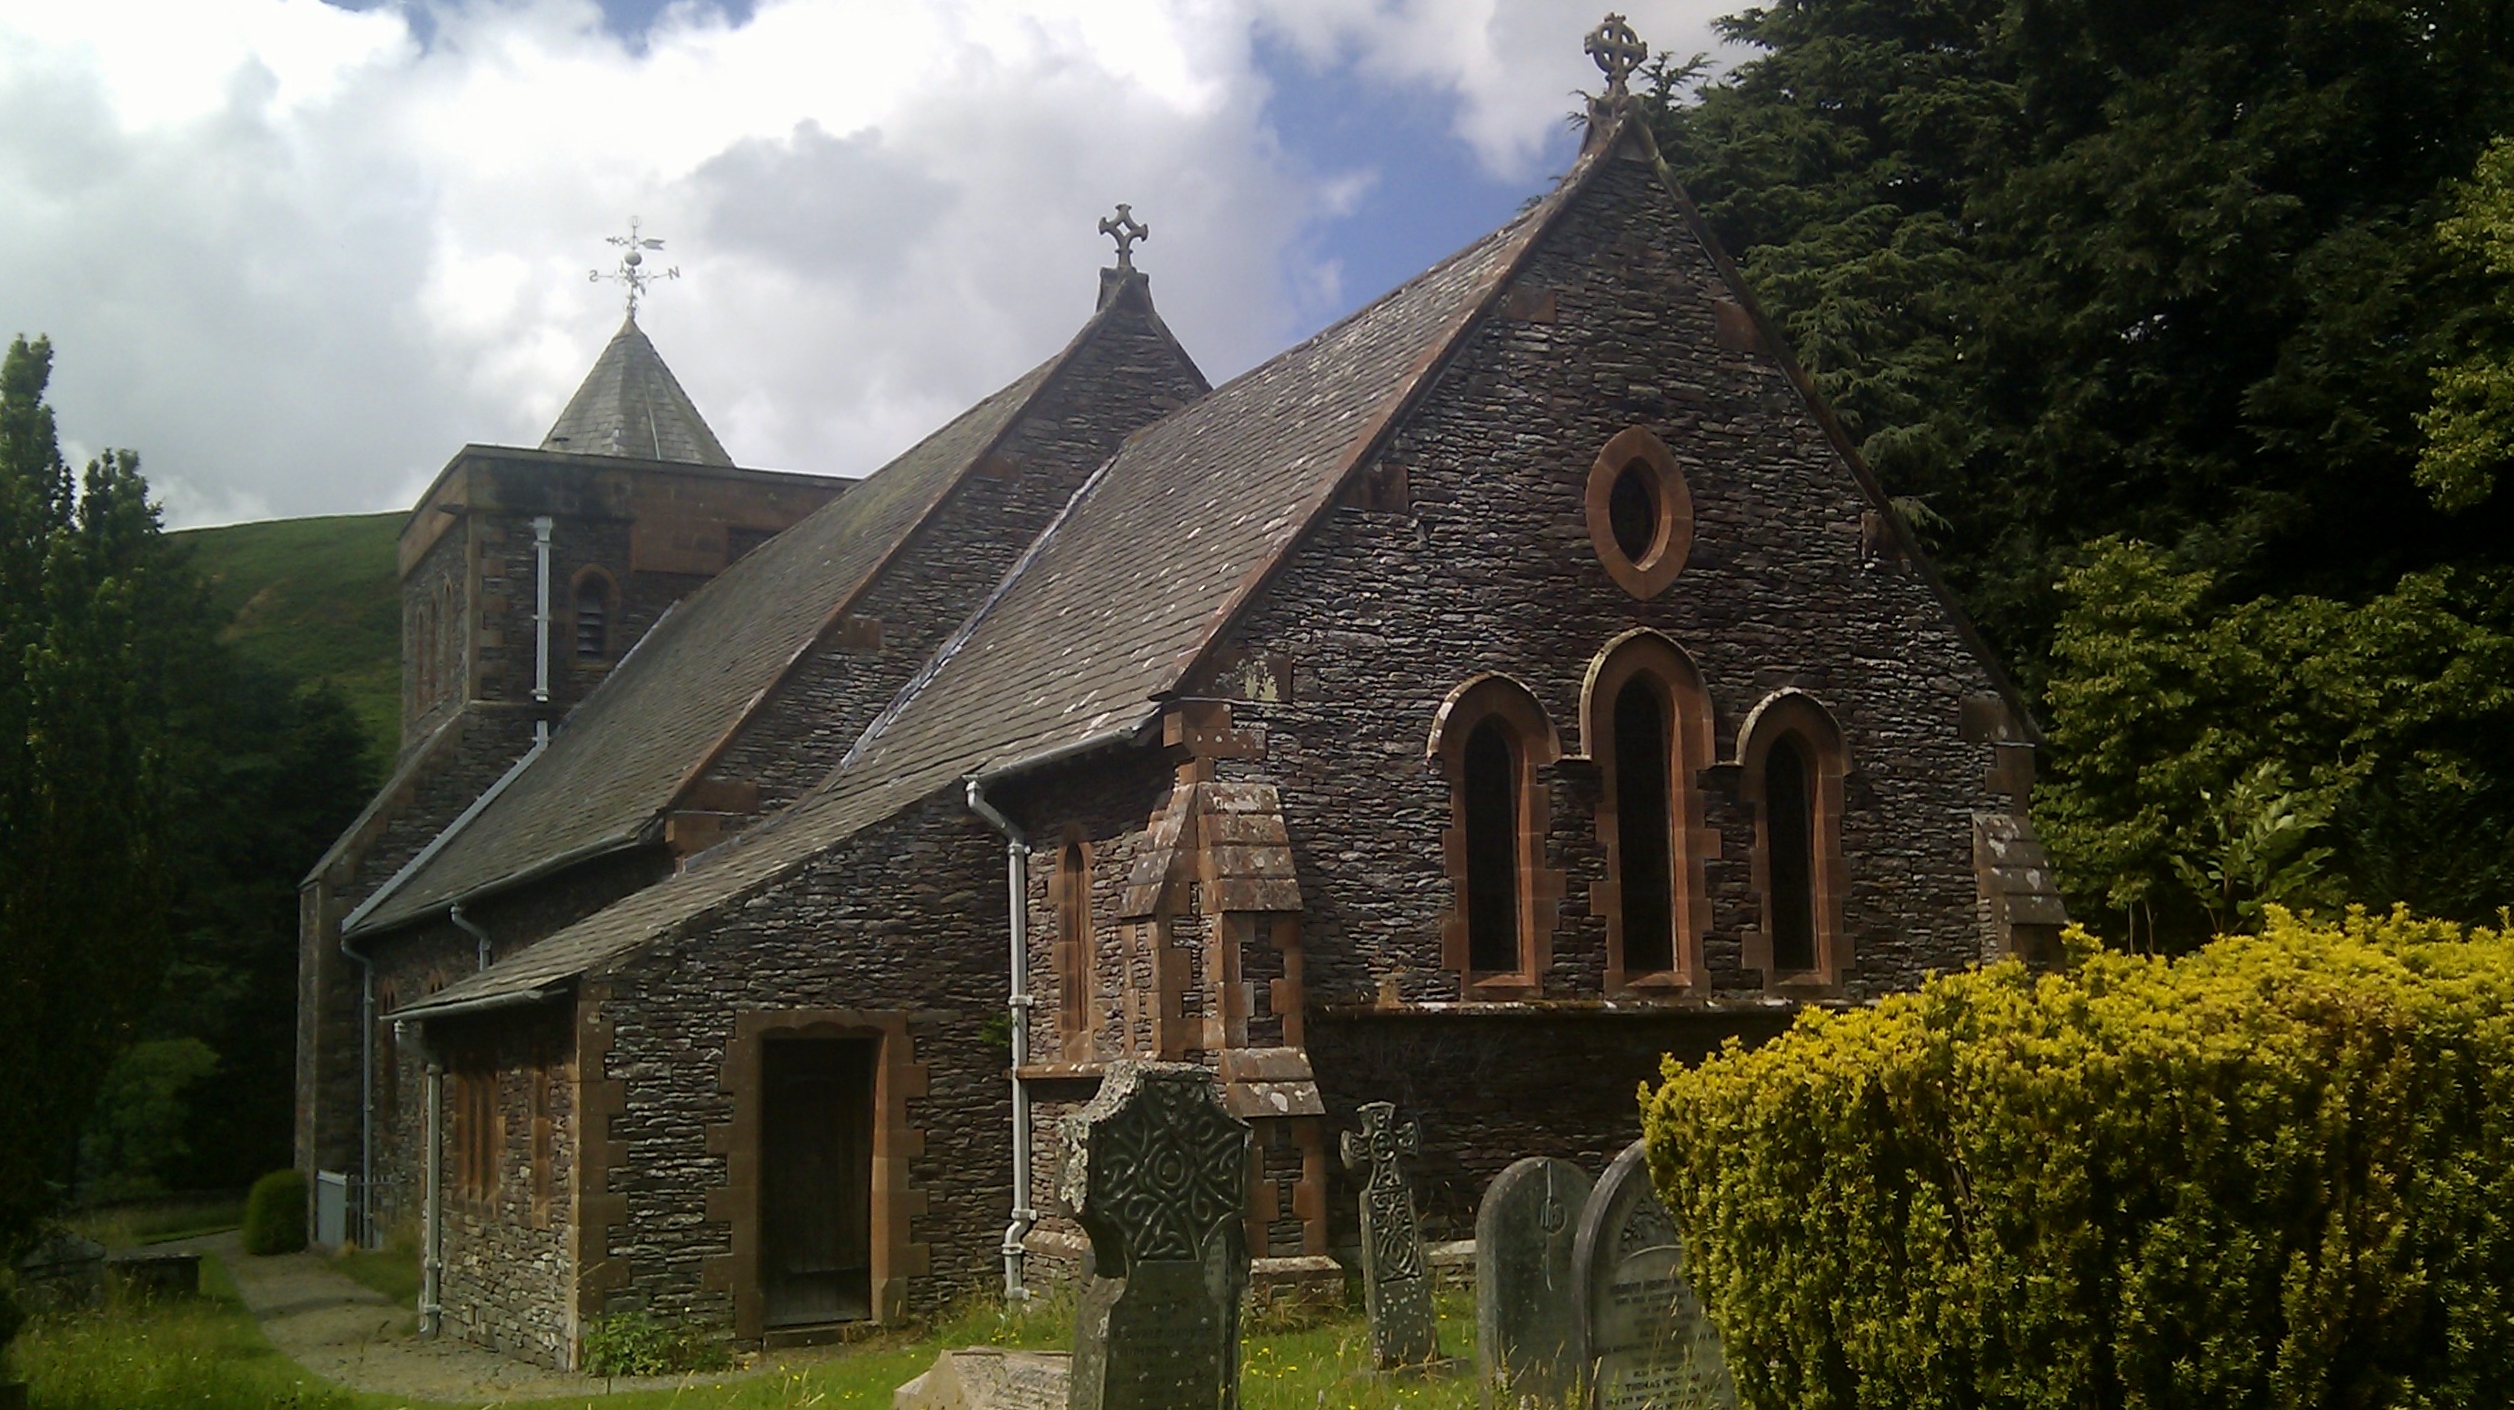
[1585,427,1692,599]
[1608,460,1660,562]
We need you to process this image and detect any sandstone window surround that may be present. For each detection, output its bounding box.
[571,566,616,661]
[1429,675,1564,996]
[1578,630,1717,991]
[1584,426,1693,600]
[1736,691,1850,988]
[1053,837,1094,1063]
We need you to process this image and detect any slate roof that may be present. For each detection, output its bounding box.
[541,318,735,465]
[386,134,1586,1020]
[348,355,1061,935]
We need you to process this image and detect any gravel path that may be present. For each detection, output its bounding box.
[170,1231,767,1405]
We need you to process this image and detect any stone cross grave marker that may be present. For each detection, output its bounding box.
[1340,1100,1441,1371]
[1059,1061,1252,1410]
[1571,1140,1737,1410]
[1475,1156,1592,1409]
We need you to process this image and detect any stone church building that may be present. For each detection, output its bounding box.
[298,43,2063,1367]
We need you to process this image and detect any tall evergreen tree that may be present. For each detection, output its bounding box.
[0,336,191,1255]
[1644,0,2514,942]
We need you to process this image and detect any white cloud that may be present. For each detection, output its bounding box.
[0,0,1733,525]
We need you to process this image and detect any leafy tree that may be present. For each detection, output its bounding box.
[2420,136,2514,511]
[0,336,192,1257]
[1646,0,2514,674]
[2033,539,2514,948]
[0,335,374,1264]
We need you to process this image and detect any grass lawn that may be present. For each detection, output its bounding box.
[7,1255,1484,1410]
[170,511,403,769]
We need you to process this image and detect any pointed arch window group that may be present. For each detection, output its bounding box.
[1432,637,1845,994]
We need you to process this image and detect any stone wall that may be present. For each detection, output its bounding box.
[589,791,1015,1335]
[431,1005,579,1368]
[365,847,670,1231]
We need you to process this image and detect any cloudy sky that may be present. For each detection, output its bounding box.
[0,0,1735,526]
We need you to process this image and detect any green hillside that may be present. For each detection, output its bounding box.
[172,512,402,768]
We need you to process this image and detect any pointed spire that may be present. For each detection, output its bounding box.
[541,319,735,465]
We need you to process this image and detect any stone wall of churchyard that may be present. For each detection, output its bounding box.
[430,1005,579,1368]
[1179,148,2018,1222]
[1305,1012,1789,1243]
[591,790,1028,1332]
[697,294,1209,819]
[361,848,666,1232]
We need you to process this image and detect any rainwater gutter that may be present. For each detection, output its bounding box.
[963,719,1155,1304]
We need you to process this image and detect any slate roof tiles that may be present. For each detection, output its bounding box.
[387,144,1583,1018]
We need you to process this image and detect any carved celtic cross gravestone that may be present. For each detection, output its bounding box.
[1475,1156,1592,1409]
[1571,1141,1737,1410]
[1060,1061,1252,1410]
[1340,1101,1441,1371]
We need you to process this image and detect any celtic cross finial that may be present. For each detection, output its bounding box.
[1585,13,1648,96]
[589,217,679,319]
[1098,203,1149,271]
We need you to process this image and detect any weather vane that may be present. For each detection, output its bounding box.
[590,217,679,318]
[1585,13,1647,96]
[1098,203,1148,271]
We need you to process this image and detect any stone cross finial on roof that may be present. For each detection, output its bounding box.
[1585,12,1648,96]
[590,217,680,319]
[1098,203,1149,271]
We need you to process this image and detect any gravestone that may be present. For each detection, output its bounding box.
[108,1249,201,1300]
[1571,1141,1736,1410]
[13,1229,104,1313]
[1475,1156,1591,1409]
[1060,1061,1252,1410]
[1340,1101,1441,1371]
[892,1349,1072,1410]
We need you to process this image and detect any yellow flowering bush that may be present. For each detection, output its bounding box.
[1642,909,2514,1409]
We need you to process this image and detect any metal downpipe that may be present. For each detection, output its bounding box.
[964,777,1034,1304]
[421,1056,444,1337]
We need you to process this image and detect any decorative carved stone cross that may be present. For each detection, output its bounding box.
[1098,204,1150,270]
[1061,1061,1251,1410]
[1341,1101,1441,1371]
[1585,13,1648,95]
[589,216,680,319]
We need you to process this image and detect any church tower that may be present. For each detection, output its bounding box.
[396,316,847,752]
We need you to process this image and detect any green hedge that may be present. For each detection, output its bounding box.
[1642,909,2514,1409]
[239,1170,305,1256]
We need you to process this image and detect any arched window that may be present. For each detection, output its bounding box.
[1055,839,1092,1062]
[1738,692,1849,986]
[1611,680,1674,973]
[1580,631,1714,988]
[573,572,613,660]
[1430,676,1563,992]
[1462,719,1521,973]
[1764,736,1817,973]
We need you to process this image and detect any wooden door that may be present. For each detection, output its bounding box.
[759,1037,875,1326]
